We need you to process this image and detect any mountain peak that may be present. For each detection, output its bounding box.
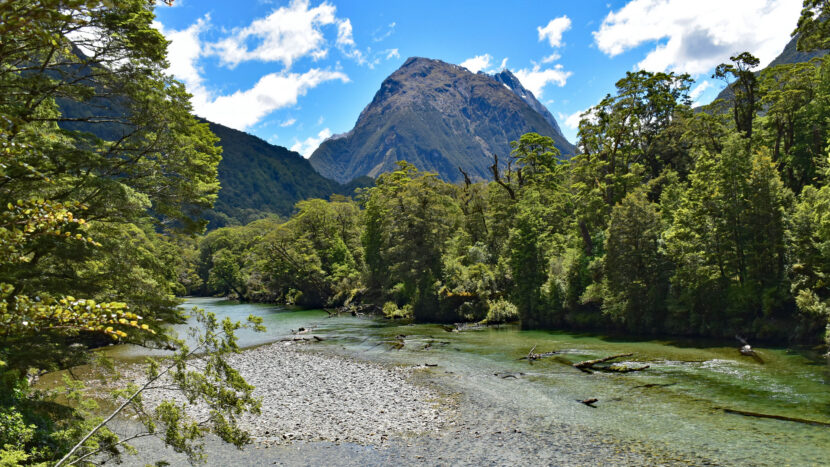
[309,57,574,184]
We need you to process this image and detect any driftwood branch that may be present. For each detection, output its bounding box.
[279,335,325,342]
[518,344,558,363]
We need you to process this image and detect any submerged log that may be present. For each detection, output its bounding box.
[573,353,633,373]
[720,408,830,427]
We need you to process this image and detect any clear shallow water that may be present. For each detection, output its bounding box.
[111,298,830,465]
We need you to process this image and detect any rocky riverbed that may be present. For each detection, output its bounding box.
[120,341,454,446]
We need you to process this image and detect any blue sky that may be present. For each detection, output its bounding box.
[153,0,803,156]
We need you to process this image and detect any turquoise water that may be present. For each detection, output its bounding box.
[111,298,830,465]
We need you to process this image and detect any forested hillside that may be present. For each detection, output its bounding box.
[204,121,372,227]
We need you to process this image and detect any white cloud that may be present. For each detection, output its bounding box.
[155,15,209,89]
[336,18,355,47]
[210,0,338,69]
[559,108,593,130]
[193,69,348,130]
[689,80,713,101]
[593,0,802,75]
[541,53,561,64]
[154,6,353,131]
[460,54,493,73]
[386,48,400,60]
[291,128,333,158]
[514,64,572,96]
[317,115,325,125]
[280,118,297,127]
[372,22,396,42]
[499,57,508,70]
[538,16,572,48]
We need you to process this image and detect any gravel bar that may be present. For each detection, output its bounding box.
[132,341,453,446]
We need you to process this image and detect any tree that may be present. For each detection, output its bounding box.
[360,162,462,322]
[788,183,830,344]
[602,189,670,332]
[665,135,792,337]
[0,0,260,463]
[714,52,762,139]
[794,0,830,52]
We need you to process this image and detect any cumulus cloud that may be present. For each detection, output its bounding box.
[460,54,493,73]
[193,69,348,130]
[210,0,337,69]
[538,16,572,48]
[156,17,347,130]
[559,107,596,130]
[593,0,802,74]
[386,48,400,60]
[514,64,572,96]
[291,128,333,158]
[155,15,209,89]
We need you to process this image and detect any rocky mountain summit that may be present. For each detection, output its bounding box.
[309,57,574,184]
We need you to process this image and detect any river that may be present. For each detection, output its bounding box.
[104,297,829,465]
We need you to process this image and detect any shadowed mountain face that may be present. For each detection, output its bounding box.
[309,57,574,184]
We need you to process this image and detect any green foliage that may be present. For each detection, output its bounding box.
[482,298,519,324]
[382,302,413,319]
[789,183,830,343]
[602,189,670,332]
[795,0,830,52]
[0,0,264,464]
[665,136,792,337]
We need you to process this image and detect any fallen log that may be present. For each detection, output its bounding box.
[573,353,633,373]
[720,408,830,427]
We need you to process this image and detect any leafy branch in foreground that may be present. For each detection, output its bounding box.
[55,308,265,466]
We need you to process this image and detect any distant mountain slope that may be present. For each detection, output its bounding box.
[309,57,574,184]
[205,122,371,226]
